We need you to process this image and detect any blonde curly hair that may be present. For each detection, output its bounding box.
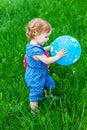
[26,18,52,40]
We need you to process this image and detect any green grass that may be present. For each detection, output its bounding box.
[0,0,87,130]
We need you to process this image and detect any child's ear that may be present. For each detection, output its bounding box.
[33,30,38,36]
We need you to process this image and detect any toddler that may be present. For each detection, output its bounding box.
[25,18,66,111]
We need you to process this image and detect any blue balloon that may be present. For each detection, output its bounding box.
[51,35,81,66]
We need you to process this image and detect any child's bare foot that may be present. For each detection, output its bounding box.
[45,93,59,100]
[44,89,59,100]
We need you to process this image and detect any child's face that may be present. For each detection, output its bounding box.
[35,32,51,45]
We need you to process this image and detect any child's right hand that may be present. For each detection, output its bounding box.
[56,49,67,59]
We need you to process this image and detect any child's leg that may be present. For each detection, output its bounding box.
[44,88,52,96]
[44,75,55,97]
[44,88,54,98]
[44,88,48,96]
[30,102,38,111]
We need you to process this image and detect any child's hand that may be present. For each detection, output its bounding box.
[56,49,67,58]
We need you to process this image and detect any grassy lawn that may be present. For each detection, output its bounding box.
[0,0,87,130]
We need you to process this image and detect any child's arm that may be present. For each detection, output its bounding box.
[44,45,51,52]
[35,49,67,64]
